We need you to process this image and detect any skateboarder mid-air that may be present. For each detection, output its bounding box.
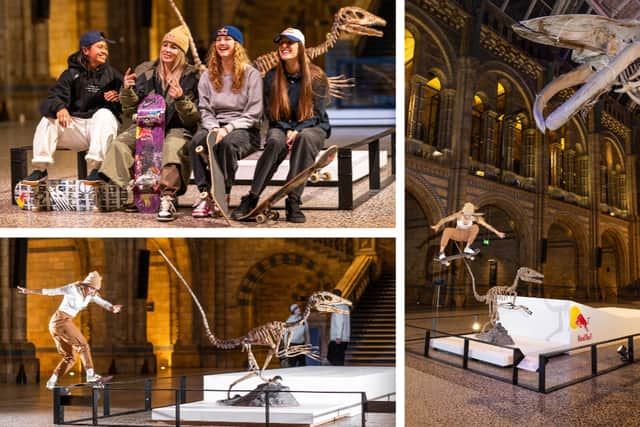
[231,28,331,223]
[188,26,263,218]
[86,25,200,221]
[17,272,123,390]
[21,31,122,185]
[431,202,506,260]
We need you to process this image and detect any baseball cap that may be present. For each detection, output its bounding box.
[273,28,305,46]
[290,304,300,313]
[79,31,115,49]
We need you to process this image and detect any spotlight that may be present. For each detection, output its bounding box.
[617,345,630,362]
[432,150,443,157]
[472,315,480,331]
[69,371,75,377]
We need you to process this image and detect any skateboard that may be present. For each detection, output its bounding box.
[434,249,480,266]
[64,375,114,391]
[132,94,165,213]
[194,130,231,226]
[237,145,338,223]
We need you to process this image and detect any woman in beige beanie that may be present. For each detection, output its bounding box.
[89,25,201,222]
[17,271,123,390]
[431,202,506,260]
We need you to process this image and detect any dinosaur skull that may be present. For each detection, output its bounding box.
[517,267,544,284]
[513,14,640,132]
[337,7,386,38]
[309,291,352,314]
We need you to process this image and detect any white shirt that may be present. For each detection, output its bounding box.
[284,314,309,344]
[42,283,113,317]
[330,303,351,342]
[457,216,474,229]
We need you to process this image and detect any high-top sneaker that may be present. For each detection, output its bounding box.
[231,192,259,220]
[285,197,305,223]
[157,195,177,222]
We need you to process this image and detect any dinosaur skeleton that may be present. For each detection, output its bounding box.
[157,249,351,398]
[464,261,544,333]
[513,14,640,132]
[253,6,386,99]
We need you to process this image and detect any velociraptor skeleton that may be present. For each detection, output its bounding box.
[158,249,351,399]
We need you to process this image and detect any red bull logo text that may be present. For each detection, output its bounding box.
[570,306,592,341]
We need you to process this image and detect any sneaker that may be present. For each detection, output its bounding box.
[123,203,138,213]
[231,192,259,220]
[157,195,177,222]
[46,376,57,390]
[285,197,305,223]
[22,169,48,185]
[192,196,212,218]
[82,169,106,185]
[438,252,446,260]
[86,373,102,383]
[464,247,476,255]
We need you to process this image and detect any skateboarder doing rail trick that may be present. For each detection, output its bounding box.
[231,28,331,224]
[16,271,123,390]
[87,26,200,222]
[431,202,506,261]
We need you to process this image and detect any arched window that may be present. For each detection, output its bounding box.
[405,29,415,79]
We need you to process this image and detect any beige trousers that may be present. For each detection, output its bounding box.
[49,310,94,377]
[440,225,480,252]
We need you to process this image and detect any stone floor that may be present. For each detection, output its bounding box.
[0,369,394,427]
[0,121,395,229]
[406,306,640,426]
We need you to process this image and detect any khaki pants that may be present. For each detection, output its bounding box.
[440,225,479,252]
[49,311,94,377]
[99,125,192,196]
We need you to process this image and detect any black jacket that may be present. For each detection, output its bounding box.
[263,68,331,138]
[120,60,200,133]
[40,52,123,120]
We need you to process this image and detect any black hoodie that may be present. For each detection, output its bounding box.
[40,52,123,121]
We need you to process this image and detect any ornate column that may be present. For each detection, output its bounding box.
[564,149,576,192]
[501,119,517,170]
[618,173,627,210]
[577,155,589,196]
[599,165,608,204]
[0,240,39,383]
[522,129,536,177]
[437,88,456,151]
[481,111,498,165]
[406,78,422,140]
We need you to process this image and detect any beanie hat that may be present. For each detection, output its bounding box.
[162,25,190,53]
[216,25,244,45]
[82,271,102,290]
[290,304,300,313]
[273,28,305,46]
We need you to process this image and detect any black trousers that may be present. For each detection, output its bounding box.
[327,340,348,366]
[188,127,260,193]
[286,343,307,367]
[250,127,326,201]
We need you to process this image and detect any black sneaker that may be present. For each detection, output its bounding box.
[157,195,177,222]
[231,192,259,220]
[82,169,105,185]
[123,203,139,213]
[285,197,305,223]
[22,169,48,185]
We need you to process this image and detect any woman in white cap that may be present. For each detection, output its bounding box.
[88,25,200,222]
[431,202,506,260]
[232,27,330,223]
[283,303,311,367]
[188,25,263,218]
[17,271,123,390]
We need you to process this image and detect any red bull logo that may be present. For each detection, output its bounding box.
[570,306,592,341]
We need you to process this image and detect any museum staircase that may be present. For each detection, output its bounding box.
[345,272,395,366]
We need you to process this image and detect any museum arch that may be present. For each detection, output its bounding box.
[599,230,626,302]
[544,223,580,299]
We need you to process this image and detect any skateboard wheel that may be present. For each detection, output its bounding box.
[321,172,331,181]
[256,213,267,224]
[199,191,209,199]
[309,173,319,184]
[195,145,204,153]
[269,211,280,221]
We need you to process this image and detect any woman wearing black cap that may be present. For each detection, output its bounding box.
[231,27,331,223]
[188,25,263,218]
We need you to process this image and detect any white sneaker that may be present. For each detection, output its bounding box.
[464,247,476,254]
[46,376,57,390]
[86,373,102,383]
[157,196,177,222]
[438,252,446,260]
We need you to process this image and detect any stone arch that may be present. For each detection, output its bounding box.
[475,61,535,115]
[406,3,456,83]
[237,253,334,330]
[600,228,628,301]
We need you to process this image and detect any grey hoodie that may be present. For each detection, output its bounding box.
[198,64,263,133]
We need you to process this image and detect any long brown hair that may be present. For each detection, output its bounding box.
[269,43,326,121]
[207,41,250,93]
[157,43,187,93]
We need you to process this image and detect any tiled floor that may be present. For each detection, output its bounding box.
[0,121,395,228]
[406,306,640,426]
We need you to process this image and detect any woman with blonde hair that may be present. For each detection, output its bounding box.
[431,202,506,260]
[17,271,123,390]
[188,25,263,217]
[232,28,331,223]
[88,25,200,222]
